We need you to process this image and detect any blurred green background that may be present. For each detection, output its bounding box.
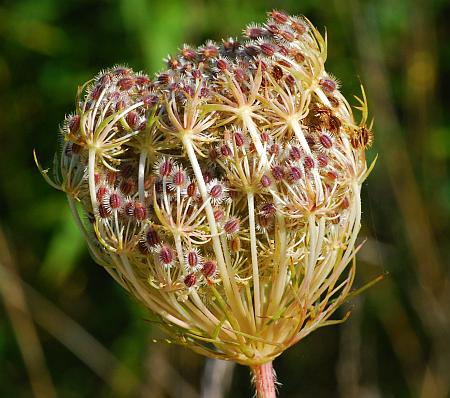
[0,0,449,397]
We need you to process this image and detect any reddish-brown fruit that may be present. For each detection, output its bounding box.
[182,85,195,97]
[289,166,302,181]
[159,159,173,177]
[200,87,210,98]
[285,74,295,87]
[222,38,240,52]
[157,73,170,84]
[290,146,302,161]
[271,165,285,181]
[319,78,337,93]
[291,20,307,35]
[304,156,315,169]
[124,201,134,217]
[230,237,241,252]
[259,202,276,217]
[184,273,197,287]
[290,50,305,63]
[91,84,104,100]
[234,131,245,147]
[224,217,240,235]
[146,228,160,247]
[317,154,328,168]
[270,10,289,24]
[202,45,219,59]
[167,57,179,70]
[113,67,131,76]
[210,184,223,199]
[109,193,122,209]
[216,59,228,71]
[118,77,135,90]
[68,115,80,134]
[120,179,135,196]
[341,197,350,210]
[214,208,224,222]
[181,47,197,61]
[143,94,158,108]
[260,175,272,188]
[172,170,186,186]
[106,171,117,186]
[279,30,294,42]
[202,261,216,278]
[159,246,173,265]
[187,251,199,268]
[247,27,266,39]
[126,111,138,128]
[220,144,232,157]
[257,214,272,230]
[328,96,340,108]
[269,143,280,156]
[245,45,260,57]
[278,45,289,56]
[96,187,108,202]
[266,24,280,35]
[204,172,213,184]
[327,171,338,180]
[271,65,283,80]
[319,133,333,149]
[98,72,112,85]
[260,131,270,143]
[187,182,197,198]
[260,42,276,57]
[98,204,111,219]
[115,100,125,111]
[136,75,150,85]
[234,68,246,82]
[133,202,147,221]
[189,70,201,81]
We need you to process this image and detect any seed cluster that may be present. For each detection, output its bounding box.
[40,10,373,365]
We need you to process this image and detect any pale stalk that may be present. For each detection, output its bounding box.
[313,86,333,108]
[247,192,261,326]
[241,112,268,167]
[338,183,361,269]
[138,150,147,204]
[88,147,98,211]
[267,212,288,316]
[289,118,312,155]
[181,134,247,322]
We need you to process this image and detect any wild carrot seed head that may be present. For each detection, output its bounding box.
[41,9,374,366]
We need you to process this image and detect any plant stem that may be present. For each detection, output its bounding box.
[252,362,276,398]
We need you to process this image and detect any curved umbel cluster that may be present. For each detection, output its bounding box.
[39,10,373,365]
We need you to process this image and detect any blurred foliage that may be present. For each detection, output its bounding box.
[0,0,449,397]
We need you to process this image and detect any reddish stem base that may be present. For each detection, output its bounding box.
[252,362,276,398]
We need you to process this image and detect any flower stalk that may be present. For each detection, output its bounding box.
[252,362,276,398]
